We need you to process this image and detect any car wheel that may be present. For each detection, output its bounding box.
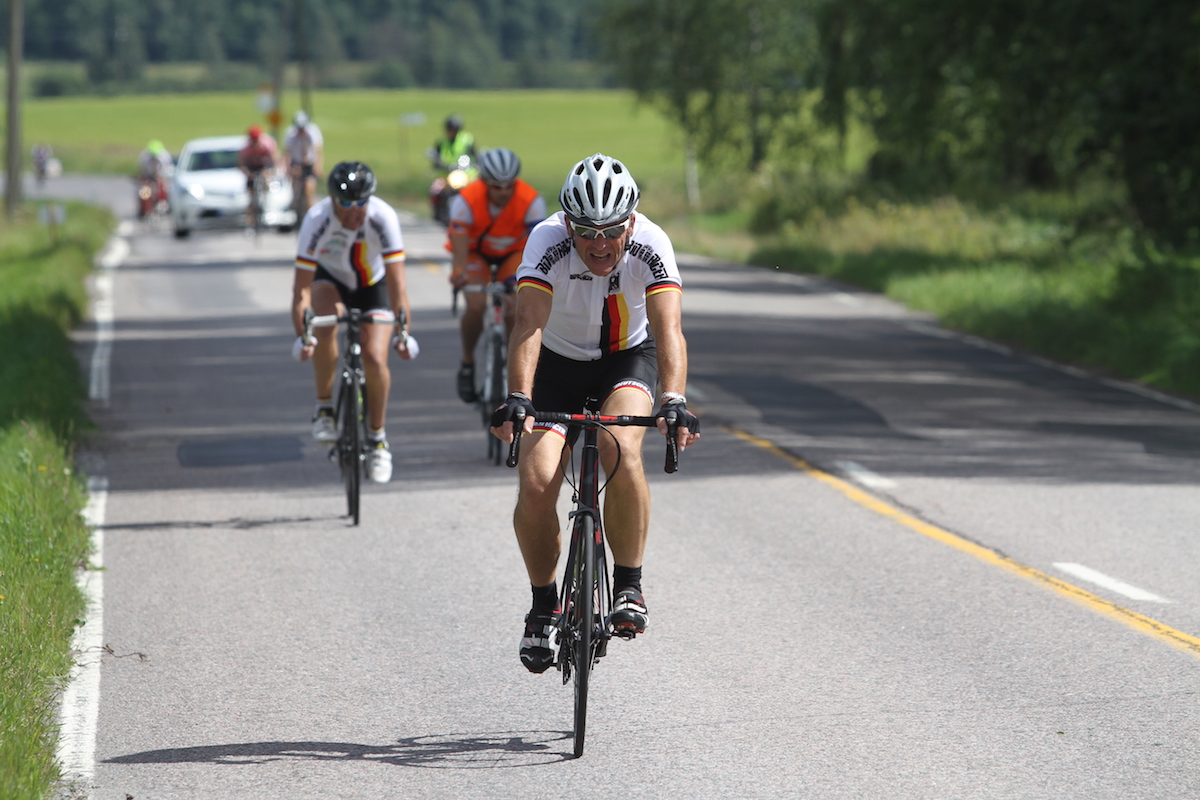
[173,227,190,239]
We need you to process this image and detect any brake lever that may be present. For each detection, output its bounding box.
[664,410,680,474]
[506,407,526,468]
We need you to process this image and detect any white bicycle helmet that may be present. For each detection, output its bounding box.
[477,147,521,184]
[559,153,640,226]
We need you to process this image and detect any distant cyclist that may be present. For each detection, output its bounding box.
[448,147,546,403]
[32,143,53,186]
[426,114,479,223]
[283,110,324,213]
[136,140,173,217]
[429,114,477,173]
[490,153,700,673]
[291,161,416,484]
[237,125,282,230]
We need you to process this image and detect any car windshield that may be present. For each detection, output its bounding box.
[184,149,240,172]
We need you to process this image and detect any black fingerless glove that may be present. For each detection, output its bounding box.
[491,392,536,428]
[656,399,699,434]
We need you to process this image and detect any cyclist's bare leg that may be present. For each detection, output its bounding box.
[310,282,343,402]
[360,321,393,432]
[499,252,521,336]
[459,289,486,364]
[514,429,569,586]
[599,387,653,568]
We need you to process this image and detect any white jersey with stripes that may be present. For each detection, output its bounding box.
[516,211,682,361]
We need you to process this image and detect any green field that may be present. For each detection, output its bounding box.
[25,89,687,211]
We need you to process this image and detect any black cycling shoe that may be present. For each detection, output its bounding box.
[457,363,478,403]
[610,588,648,637]
[520,608,557,674]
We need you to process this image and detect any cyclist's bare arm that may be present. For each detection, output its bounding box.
[448,230,471,289]
[291,269,318,361]
[385,260,416,360]
[646,289,699,448]
[292,268,316,338]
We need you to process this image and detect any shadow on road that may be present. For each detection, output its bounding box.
[103,731,573,768]
[78,301,1200,494]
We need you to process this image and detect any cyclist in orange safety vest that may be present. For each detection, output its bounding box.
[447,147,546,403]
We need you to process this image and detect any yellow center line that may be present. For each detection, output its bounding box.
[725,424,1200,659]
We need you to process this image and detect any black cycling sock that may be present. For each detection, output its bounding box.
[531,582,558,611]
[613,565,642,594]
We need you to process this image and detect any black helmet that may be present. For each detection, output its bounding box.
[327,161,377,204]
[445,114,464,131]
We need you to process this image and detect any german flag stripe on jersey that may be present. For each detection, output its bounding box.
[295,255,319,271]
[601,292,631,354]
[350,240,373,286]
[383,249,405,266]
[646,280,682,298]
[517,276,554,296]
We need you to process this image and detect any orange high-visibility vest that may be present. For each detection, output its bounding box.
[447,179,540,259]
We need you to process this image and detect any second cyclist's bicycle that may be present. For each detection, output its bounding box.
[506,401,682,758]
[304,307,408,525]
[455,265,512,464]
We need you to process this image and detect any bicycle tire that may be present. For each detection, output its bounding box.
[341,372,361,525]
[485,330,507,465]
[571,514,595,758]
[253,174,266,236]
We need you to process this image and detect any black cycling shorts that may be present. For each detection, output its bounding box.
[313,265,390,314]
[532,339,658,415]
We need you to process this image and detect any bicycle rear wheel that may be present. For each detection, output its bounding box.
[339,373,362,525]
[570,514,596,758]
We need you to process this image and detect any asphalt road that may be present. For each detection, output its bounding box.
[56,175,1200,799]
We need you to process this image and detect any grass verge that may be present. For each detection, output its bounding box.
[0,203,113,799]
[735,188,1200,400]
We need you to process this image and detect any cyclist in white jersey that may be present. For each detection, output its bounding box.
[490,153,700,673]
[291,161,415,484]
[284,110,324,211]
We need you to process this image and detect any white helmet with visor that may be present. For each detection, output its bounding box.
[559,153,640,227]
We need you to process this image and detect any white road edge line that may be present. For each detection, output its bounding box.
[57,477,106,797]
[58,231,127,797]
[834,460,898,490]
[89,235,127,405]
[1052,562,1172,603]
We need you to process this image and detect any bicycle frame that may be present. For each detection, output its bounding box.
[506,406,681,757]
[455,266,512,464]
[304,308,405,524]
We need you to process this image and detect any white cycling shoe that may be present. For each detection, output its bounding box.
[311,408,337,442]
[366,441,392,484]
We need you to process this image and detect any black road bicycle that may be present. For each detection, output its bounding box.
[304,308,408,525]
[506,401,682,758]
[455,266,512,464]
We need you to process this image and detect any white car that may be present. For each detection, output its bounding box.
[169,135,296,238]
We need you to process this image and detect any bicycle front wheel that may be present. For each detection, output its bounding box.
[340,373,362,525]
[570,514,596,758]
[482,330,507,465]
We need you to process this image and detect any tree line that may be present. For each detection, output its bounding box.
[600,0,1200,248]
[13,0,601,90]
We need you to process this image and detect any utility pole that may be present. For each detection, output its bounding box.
[294,0,312,117]
[5,0,24,218]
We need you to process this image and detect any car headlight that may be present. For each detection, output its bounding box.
[187,184,206,200]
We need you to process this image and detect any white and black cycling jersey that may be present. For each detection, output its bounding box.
[294,197,405,289]
[516,211,682,361]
